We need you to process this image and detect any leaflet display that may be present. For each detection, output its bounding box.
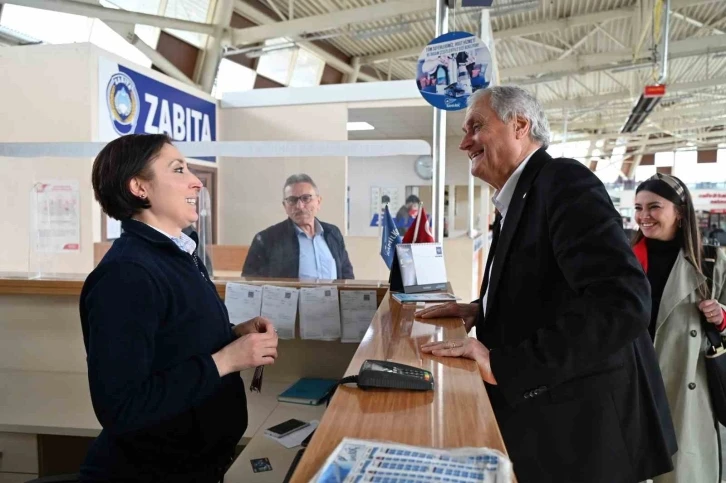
[392,243,448,293]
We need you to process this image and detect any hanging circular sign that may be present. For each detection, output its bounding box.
[416,31,492,111]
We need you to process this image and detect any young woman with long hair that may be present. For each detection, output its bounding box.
[633,173,726,483]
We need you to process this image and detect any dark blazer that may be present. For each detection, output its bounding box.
[242,218,354,279]
[79,220,246,482]
[478,148,676,483]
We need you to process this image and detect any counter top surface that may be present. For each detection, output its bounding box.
[289,294,509,482]
[0,273,387,299]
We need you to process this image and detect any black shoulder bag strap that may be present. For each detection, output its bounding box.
[701,244,722,352]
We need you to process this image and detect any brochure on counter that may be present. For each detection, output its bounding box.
[313,438,512,482]
[392,292,458,304]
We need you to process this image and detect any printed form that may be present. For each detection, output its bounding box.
[260,285,298,340]
[224,283,262,325]
[299,286,341,340]
[339,290,378,343]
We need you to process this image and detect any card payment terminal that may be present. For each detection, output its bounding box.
[357,360,434,391]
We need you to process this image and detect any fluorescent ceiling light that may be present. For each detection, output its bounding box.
[347,122,375,131]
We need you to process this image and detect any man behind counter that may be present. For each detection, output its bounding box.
[242,174,354,280]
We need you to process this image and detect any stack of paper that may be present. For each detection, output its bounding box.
[314,438,512,483]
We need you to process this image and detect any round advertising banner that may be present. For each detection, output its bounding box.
[416,31,492,111]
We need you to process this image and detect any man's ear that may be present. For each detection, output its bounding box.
[514,115,531,140]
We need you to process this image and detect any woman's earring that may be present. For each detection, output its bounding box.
[678,218,682,228]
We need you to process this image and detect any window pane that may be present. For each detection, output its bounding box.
[164,0,210,48]
[103,0,161,48]
[289,48,324,87]
[256,39,296,85]
[212,58,256,99]
[89,19,151,68]
[0,4,92,44]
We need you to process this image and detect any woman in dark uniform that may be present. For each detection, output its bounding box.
[80,134,278,482]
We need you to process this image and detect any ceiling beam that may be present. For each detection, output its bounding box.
[542,75,726,110]
[552,119,726,143]
[361,46,422,65]
[232,0,431,46]
[514,37,566,54]
[502,34,726,80]
[233,0,378,82]
[495,5,636,40]
[358,0,722,66]
[561,102,726,131]
[671,11,726,35]
[5,0,216,34]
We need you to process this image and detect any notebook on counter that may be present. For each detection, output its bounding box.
[277,378,338,405]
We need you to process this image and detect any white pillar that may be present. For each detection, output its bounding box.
[199,0,234,93]
[479,8,499,86]
[447,184,456,236]
[346,57,361,83]
[431,0,449,243]
[468,163,475,236]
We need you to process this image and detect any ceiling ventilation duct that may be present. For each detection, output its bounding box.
[620,0,671,134]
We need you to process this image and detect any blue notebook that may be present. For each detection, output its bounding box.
[277,378,338,405]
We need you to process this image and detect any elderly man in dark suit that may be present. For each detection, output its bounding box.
[418,86,676,482]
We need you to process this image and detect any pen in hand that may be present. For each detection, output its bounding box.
[250,366,264,392]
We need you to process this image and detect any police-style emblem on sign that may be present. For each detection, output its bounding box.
[106,72,139,135]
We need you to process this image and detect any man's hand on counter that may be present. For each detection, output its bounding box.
[233,316,276,338]
[415,302,479,332]
[421,337,497,385]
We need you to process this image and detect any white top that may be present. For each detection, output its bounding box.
[144,223,197,255]
[482,148,539,312]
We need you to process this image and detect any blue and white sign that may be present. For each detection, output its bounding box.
[98,57,217,150]
[416,32,491,111]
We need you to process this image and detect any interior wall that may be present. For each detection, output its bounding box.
[0,44,96,273]
[348,136,483,237]
[0,44,220,273]
[218,104,348,245]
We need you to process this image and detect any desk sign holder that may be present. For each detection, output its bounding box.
[389,243,448,293]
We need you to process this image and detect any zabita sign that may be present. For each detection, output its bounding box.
[98,57,216,152]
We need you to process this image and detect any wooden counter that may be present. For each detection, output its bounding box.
[289,294,510,482]
[0,273,388,303]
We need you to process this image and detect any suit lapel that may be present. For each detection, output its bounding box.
[656,251,705,332]
[485,148,549,317]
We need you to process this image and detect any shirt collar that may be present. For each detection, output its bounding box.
[493,148,538,219]
[294,219,324,238]
[143,223,197,255]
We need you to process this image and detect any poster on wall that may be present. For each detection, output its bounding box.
[416,31,492,111]
[97,57,217,159]
[31,180,80,253]
[369,187,400,227]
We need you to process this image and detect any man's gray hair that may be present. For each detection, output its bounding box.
[468,86,551,149]
[283,173,319,195]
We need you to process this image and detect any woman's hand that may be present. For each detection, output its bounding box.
[420,337,497,385]
[416,302,479,332]
[699,299,725,326]
[213,328,278,377]
[233,316,275,337]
